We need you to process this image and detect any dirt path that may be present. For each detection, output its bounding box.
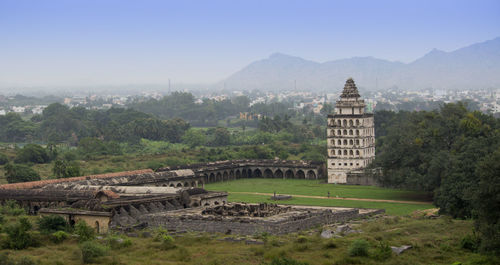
[230,191,432,205]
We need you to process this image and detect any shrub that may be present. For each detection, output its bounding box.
[74,220,95,242]
[153,227,169,242]
[266,257,310,265]
[348,239,369,257]
[15,144,51,164]
[38,215,69,234]
[80,241,107,264]
[0,153,8,165]
[0,252,14,265]
[4,163,41,184]
[51,231,69,244]
[372,241,392,261]
[52,159,81,178]
[161,235,176,250]
[0,200,26,216]
[461,234,480,252]
[4,217,36,250]
[296,235,308,243]
[17,256,37,265]
[106,235,132,250]
[324,240,337,249]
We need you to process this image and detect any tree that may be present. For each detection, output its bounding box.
[210,127,230,146]
[53,160,81,178]
[0,153,8,165]
[15,144,51,164]
[473,148,500,254]
[4,163,41,183]
[181,129,207,148]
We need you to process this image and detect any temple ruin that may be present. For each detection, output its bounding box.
[0,159,381,234]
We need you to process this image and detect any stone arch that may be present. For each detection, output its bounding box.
[331,129,335,136]
[95,221,100,234]
[263,168,273,178]
[355,139,359,145]
[235,170,241,179]
[204,202,210,206]
[306,170,316,179]
[223,171,229,181]
[337,129,342,135]
[191,181,196,187]
[337,119,342,126]
[209,173,215,183]
[349,129,353,135]
[246,169,251,178]
[356,129,360,136]
[343,129,347,135]
[337,150,341,155]
[285,169,294,179]
[349,139,353,145]
[344,150,347,155]
[338,139,342,145]
[343,119,347,127]
[343,139,347,145]
[229,170,234,180]
[253,168,262,178]
[331,140,335,146]
[356,119,360,126]
[169,183,175,187]
[331,150,335,156]
[176,183,182,187]
[356,150,360,156]
[349,120,353,126]
[296,170,305,179]
[216,172,222,182]
[349,150,353,156]
[275,169,283,178]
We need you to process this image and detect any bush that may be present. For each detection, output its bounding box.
[266,257,310,265]
[161,235,176,250]
[80,241,107,264]
[461,234,480,252]
[4,217,36,250]
[324,240,337,249]
[0,153,8,165]
[74,220,95,242]
[51,231,69,244]
[296,235,308,243]
[348,239,369,257]
[153,227,169,242]
[0,200,25,216]
[17,256,37,265]
[15,144,51,164]
[372,241,392,261]
[106,235,132,250]
[52,159,81,178]
[4,163,41,184]
[38,215,69,234]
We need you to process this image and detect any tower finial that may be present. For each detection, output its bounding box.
[340,78,360,98]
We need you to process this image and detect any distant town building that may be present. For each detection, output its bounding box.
[12,106,25,113]
[327,78,375,184]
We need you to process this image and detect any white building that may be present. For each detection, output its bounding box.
[327,78,376,184]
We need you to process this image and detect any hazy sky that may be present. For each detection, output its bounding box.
[1,0,499,87]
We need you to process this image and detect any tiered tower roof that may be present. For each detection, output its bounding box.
[340,78,361,99]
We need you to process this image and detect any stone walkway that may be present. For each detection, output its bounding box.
[230,191,432,205]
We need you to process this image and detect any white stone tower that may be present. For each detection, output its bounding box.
[327,78,375,184]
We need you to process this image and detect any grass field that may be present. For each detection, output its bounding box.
[205,179,434,216]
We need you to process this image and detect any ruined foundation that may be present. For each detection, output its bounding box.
[143,203,363,235]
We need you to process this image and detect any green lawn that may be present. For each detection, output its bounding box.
[227,193,434,216]
[205,178,432,201]
[205,179,434,216]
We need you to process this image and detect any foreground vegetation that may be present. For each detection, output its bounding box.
[0,202,497,265]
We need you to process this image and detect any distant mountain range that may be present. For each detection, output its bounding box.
[219,37,500,91]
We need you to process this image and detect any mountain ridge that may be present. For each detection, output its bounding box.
[219,37,500,91]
